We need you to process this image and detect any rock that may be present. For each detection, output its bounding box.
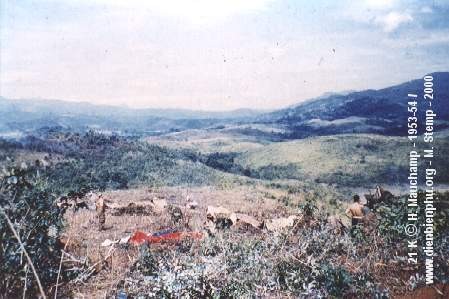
[206,206,231,220]
[151,198,167,213]
[119,235,131,244]
[101,239,118,247]
[265,215,299,232]
[206,206,233,229]
[230,213,262,229]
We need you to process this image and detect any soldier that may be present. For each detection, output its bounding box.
[345,195,365,227]
[95,194,107,231]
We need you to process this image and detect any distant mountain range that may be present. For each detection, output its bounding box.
[1,72,448,138]
[0,97,266,120]
[258,72,449,138]
[0,97,266,136]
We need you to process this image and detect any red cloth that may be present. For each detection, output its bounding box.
[129,230,202,245]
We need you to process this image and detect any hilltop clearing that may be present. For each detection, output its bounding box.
[59,186,449,298]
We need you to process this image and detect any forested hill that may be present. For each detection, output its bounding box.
[257,72,449,138]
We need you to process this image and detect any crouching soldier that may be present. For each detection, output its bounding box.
[345,195,366,228]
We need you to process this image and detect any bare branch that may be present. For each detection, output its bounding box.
[0,207,47,299]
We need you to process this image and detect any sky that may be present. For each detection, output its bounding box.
[1,0,449,111]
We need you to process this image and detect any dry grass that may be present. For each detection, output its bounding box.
[59,185,448,298]
[62,185,295,298]
[145,129,266,154]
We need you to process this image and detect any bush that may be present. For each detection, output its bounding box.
[298,196,318,217]
[110,226,390,298]
[136,244,158,276]
[202,152,244,175]
[0,165,64,297]
[318,264,352,297]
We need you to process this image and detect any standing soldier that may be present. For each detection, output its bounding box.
[345,195,365,227]
[95,194,107,231]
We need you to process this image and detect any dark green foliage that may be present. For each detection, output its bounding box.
[217,281,251,298]
[200,153,303,181]
[374,193,449,283]
[0,165,64,297]
[136,244,158,276]
[434,191,449,233]
[202,152,243,174]
[263,72,449,138]
[23,131,224,192]
[298,196,318,217]
[373,192,449,243]
[376,197,408,243]
[276,259,311,292]
[316,165,409,187]
[318,264,352,297]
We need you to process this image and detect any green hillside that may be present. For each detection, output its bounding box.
[235,133,449,187]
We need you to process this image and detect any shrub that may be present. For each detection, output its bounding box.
[0,165,64,297]
[136,244,158,276]
[298,196,318,217]
[318,264,352,297]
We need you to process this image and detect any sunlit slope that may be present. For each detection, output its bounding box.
[146,130,262,153]
[235,133,449,186]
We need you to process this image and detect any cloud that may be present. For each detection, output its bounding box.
[1,0,448,110]
[420,6,433,14]
[381,30,449,48]
[267,44,286,59]
[94,0,275,24]
[365,0,395,10]
[375,11,413,32]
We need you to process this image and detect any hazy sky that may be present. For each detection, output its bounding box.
[1,0,449,110]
